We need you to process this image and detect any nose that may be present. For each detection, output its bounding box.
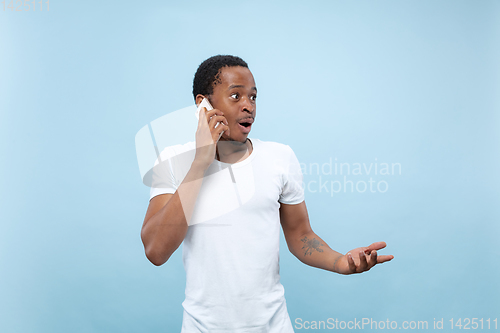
[241,96,255,113]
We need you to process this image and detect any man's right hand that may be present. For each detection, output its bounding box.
[194,106,229,169]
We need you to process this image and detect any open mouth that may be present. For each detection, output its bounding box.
[237,119,253,134]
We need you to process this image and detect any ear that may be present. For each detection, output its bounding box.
[195,94,206,106]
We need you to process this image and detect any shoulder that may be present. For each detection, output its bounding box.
[251,138,294,156]
[251,138,300,173]
[158,141,196,159]
[154,141,196,167]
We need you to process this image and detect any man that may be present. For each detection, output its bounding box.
[141,55,393,332]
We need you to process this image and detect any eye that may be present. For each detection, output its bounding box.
[230,93,239,99]
[250,95,257,101]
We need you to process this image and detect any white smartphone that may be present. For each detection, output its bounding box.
[195,97,213,120]
[196,97,225,140]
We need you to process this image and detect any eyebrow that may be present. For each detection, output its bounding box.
[227,84,257,93]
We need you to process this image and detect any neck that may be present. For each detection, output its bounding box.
[216,138,252,163]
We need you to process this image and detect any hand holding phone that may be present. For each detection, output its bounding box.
[194,97,229,168]
[196,98,226,140]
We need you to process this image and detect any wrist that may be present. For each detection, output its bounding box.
[332,253,344,274]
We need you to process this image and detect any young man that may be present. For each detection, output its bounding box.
[141,55,393,332]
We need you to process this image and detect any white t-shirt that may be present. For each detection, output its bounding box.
[149,138,304,332]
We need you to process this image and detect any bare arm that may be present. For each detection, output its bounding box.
[279,201,343,272]
[141,161,207,266]
[140,105,229,266]
[279,201,393,274]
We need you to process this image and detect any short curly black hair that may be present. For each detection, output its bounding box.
[192,55,248,101]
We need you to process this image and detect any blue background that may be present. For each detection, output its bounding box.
[1,0,499,332]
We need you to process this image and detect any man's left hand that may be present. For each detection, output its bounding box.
[333,241,394,275]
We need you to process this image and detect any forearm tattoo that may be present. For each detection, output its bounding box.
[301,236,324,256]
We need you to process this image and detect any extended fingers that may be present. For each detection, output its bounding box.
[377,254,394,264]
[367,241,387,252]
[345,250,392,274]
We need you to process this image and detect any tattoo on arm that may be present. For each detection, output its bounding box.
[301,236,324,256]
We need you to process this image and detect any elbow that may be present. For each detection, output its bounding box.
[141,227,180,266]
[145,251,160,266]
[144,246,171,267]
[141,230,166,266]
[145,250,166,266]
[149,258,165,267]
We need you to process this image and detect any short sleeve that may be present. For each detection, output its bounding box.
[278,146,305,205]
[148,149,178,201]
[148,143,197,201]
